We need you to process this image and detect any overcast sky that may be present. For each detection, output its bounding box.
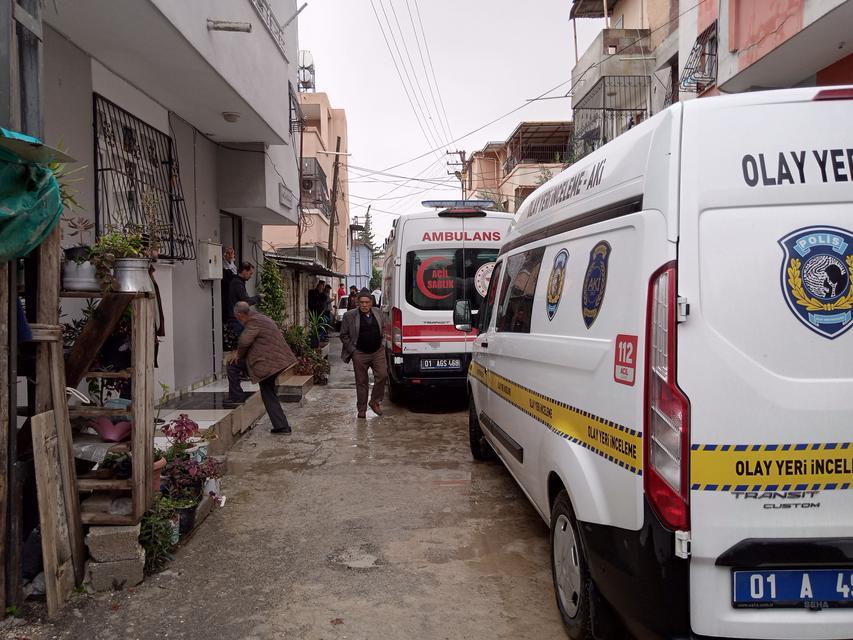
[297,0,604,243]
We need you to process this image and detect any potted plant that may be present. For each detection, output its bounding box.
[162,413,202,459]
[61,216,99,291]
[139,494,178,573]
[162,457,221,535]
[152,446,168,498]
[101,451,132,479]
[306,311,332,348]
[90,229,149,292]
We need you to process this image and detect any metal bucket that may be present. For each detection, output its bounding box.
[113,258,152,292]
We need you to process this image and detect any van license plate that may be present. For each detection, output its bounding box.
[420,358,461,371]
[733,569,853,608]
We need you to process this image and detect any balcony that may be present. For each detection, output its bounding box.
[502,121,573,178]
[572,76,650,162]
[571,29,652,107]
[43,0,297,144]
[301,158,331,219]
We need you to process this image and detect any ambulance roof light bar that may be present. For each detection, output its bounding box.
[422,199,494,217]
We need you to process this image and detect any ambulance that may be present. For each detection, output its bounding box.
[381,202,514,401]
[460,87,853,639]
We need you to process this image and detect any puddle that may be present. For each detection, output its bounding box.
[329,544,382,570]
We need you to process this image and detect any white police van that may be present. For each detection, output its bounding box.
[381,202,513,401]
[460,86,853,639]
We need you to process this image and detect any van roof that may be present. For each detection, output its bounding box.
[508,86,848,246]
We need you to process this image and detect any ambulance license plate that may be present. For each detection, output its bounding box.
[733,569,853,608]
[420,358,461,371]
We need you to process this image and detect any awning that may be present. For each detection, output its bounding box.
[264,252,346,278]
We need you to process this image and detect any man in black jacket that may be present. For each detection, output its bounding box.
[226,262,263,334]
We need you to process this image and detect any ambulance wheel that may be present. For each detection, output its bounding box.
[389,379,407,405]
[550,491,593,639]
[468,400,495,461]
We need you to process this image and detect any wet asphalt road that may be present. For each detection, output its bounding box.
[3,339,566,639]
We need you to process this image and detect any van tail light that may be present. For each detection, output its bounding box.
[813,88,853,101]
[391,307,403,354]
[644,262,690,531]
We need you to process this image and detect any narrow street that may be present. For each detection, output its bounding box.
[6,338,565,640]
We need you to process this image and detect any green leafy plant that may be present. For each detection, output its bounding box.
[101,452,132,479]
[139,494,177,574]
[359,207,377,254]
[283,324,310,356]
[61,298,98,352]
[305,347,330,385]
[370,266,382,291]
[47,139,86,213]
[89,229,145,290]
[306,310,331,345]
[257,259,286,327]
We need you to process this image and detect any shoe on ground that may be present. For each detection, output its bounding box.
[357,411,367,419]
[369,401,383,416]
[271,427,292,434]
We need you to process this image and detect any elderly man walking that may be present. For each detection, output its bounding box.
[228,302,296,433]
[340,288,387,419]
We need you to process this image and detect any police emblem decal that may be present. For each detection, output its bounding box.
[546,249,569,321]
[582,241,611,329]
[779,226,853,340]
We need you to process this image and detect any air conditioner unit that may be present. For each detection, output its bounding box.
[302,178,314,192]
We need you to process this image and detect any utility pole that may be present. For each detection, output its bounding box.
[326,136,342,269]
[446,150,467,200]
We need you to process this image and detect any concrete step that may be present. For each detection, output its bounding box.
[277,374,313,403]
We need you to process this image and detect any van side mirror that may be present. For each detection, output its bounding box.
[453,299,472,332]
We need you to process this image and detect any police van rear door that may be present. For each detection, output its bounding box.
[678,88,853,639]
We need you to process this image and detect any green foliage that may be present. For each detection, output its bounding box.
[370,267,382,291]
[536,166,554,186]
[475,189,508,212]
[359,208,377,254]
[283,324,310,356]
[306,310,332,344]
[139,495,177,574]
[48,139,87,213]
[5,605,21,618]
[257,259,286,327]
[90,229,145,290]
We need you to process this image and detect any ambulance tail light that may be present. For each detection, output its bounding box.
[391,307,403,354]
[644,262,690,532]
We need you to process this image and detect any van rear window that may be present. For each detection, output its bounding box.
[406,249,498,312]
[495,247,545,333]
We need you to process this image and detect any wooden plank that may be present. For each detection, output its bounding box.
[36,228,61,413]
[48,340,85,584]
[76,478,132,491]
[30,411,76,618]
[28,323,62,343]
[68,407,133,417]
[0,261,9,610]
[131,296,154,518]
[64,292,134,388]
[59,291,103,299]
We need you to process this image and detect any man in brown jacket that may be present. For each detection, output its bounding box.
[228,302,297,433]
[340,289,387,419]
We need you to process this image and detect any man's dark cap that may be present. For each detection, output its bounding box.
[357,288,373,299]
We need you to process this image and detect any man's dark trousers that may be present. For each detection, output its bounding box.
[260,370,289,432]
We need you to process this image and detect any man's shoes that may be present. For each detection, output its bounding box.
[226,392,250,404]
[357,411,367,419]
[369,400,383,416]
[271,427,292,434]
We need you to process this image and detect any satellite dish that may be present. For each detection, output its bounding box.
[298,50,314,69]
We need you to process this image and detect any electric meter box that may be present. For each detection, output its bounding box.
[197,241,222,280]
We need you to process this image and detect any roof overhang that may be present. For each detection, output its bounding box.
[264,252,346,278]
[570,0,617,20]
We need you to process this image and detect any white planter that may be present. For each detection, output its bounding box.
[186,441,209,463]
[62,260,100,292]
[113,258,152,292]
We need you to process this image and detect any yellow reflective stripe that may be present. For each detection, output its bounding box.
[691,443,853,492]
[470,360,642,474]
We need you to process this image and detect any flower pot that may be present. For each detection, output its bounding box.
[186,442,209,463]
[176,505,197,536]
[152,457,167,497]
[62,260,100,291]
[203,477,220,498]
[113,258,152,292]
[168,514,181,546]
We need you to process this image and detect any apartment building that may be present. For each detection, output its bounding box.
[264,91,350,284]
[678,0,853,97]
[41,0,302,393]
[467,121,573,213]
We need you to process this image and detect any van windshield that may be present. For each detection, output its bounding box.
[406,248,498,313]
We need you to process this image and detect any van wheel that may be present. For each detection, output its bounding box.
[468,401,495,461]
[550,491,593,640]
[389,379,407,405]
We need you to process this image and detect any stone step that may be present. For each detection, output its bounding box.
[277,374,313,403]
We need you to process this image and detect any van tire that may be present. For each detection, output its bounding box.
[550,491,593,640]
[389,379,407,405]
[468,401,495,461]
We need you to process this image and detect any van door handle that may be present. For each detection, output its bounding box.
[480,341,489,348]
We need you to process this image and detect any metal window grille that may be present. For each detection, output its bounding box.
[680,21,717,92]
[572,76,651,162]
[94,94,195,260]
[289,82,303,134]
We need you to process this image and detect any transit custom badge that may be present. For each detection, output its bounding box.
[545,249,569,320]
[582,241,611,328]
[779,226,853,339]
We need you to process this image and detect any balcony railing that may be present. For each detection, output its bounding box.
[571,76,650,163]
[504,143,573,174]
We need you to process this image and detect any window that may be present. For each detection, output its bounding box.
[495,247,545,334]
[479,260,503,334]
[405,248,498,312]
